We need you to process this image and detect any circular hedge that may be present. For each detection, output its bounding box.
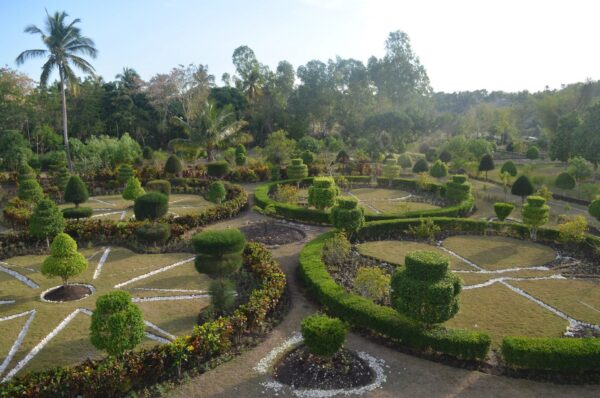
[133,192,169,221]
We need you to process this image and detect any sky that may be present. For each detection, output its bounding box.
[0,0,598,93]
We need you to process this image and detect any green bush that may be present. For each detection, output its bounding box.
[526,146,540,160]
[522,195,549,240]
[90,291,145,356]
[193,229,246,275]
[500,161,517,177]
[117,164,134,185]
[445,175,471,204]
[122,177,145,201]
[41,233,88,285]
[478,153,495,179]
[438,150,451,163]
[429,159,448,178]
[64,176,89,207]
[493,202,515,221]
[555,172,576,190]
[207,161,230,178]
[287,158,309,180]
[62,206,93,220]
[308,176,338,210]
[18,163,36,183]
[425,148,437,162]
[589,199,600,221]
[146,179,171,196]
[383,159,401,181]
[165,154,183,176]
[330,196,364,234]
[208,279,237,316]
[17,178,44,204]
[398,153,412,169]
[207,181,227,204]
[142,146,154,160]
[134,192,169,221]
[412,158,429,173]
[300,150,315,166]
[321,232,351,269]
[235,152,247,166]
[53,166,70,193]
[354,267,390,302]
[511,175,534,202]
[29,198,65,245]
[301,314,347,357]
[135,223,171,244]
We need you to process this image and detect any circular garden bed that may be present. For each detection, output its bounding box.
[239,222,306,246]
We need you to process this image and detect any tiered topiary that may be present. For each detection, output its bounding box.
[122,176,145,201]
[287,158,308,181]
[555,172,576,190]
[17,178,44,204]
[308,176,338,210]
[207,161,230,179]
[146,179,171,196]
[526,146,540,160]
[330,196,364,236]
[300,150,315,166]
[53,166,70,193]
[116,164,134,186]
[193,228,246,275]
[522,195,549,240]
[478,153,495,180]
[133,191,169,221]
[445,174,471,203]
[90,291,145,356]
[207,181,227,204]
[29,198,65,247]
[511,175,534,203]
[391,250,462,326]
[494,202,515,221]
[429,159,448,179]
[41,233,88,286]
[398,153,412,169]
[164,154,183,176]
[235,144,247,166]
[382,158,400,185]
[412,158,429,173]
[500,160,517,177]
[589,199,600,221]
[301,314,347,357]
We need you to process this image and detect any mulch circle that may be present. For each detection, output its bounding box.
[240,222,306,246]
[43,284,92,302]
[273,345,374,390]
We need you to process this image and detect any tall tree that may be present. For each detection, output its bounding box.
[16,11,98,171]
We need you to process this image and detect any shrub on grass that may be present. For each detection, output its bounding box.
[135,223,171,245]
[301,314,347,357]
[62,206,93,220]
[391,250,462,326]
[64,176,89,207]
[407,217,441,242]
[41,233,87,286]
[478,153,495,180]
[493,202,515,221]
[589,199,600,221]
[29,199,65,246]
[288,158,309,181]
[193,228,246,276]
[555,172,576,190]
[354,267,390,303]
[90,291,145,357]
[272,183,299,204]
[17,178,44,204]
[164,154,183,176]
[330,196,364,235]
[134,192,169,221]
[117,164,134,186]
[522,195,549,240]
[526,146,540,160]
[558,215,587,245]
[511,175,534,203]
[122,177,145,201]
[207,181,227,204]
[321,232,351,269]
[146,179,171,196]
[207,161,230,178]
[412,158,429,173]
[398,153,412,169]
[308,176,338,210]
[430,159,448,178]
[500,161,517,177]
[208,279,237,317]
[445,175,471,203]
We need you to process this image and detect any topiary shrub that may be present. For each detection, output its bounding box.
[288,158,309,181]
[425,148,437,162]
[270,164,281,181]
[90,291,145,356]
[235,152,247,166]
[522,195,549,240]
[398,153,412,169]
[308,176,338,210]
[412,158,429,173]
[478,153,495,180]
[122,176,145,201]
[301,314,347,357]
[62,206,93,220]
[17,178,44,204]
[445,175,471,203]
[164,154,183,176]
[526,146,540,160]
[18,163,36,183]
[117,164,134,186]
[429,159,448,179]
[511,175,534,203]
[330,196,364,236]
[500,161,517,177]
[41,233,88,286]
[142,146,154,160]
[207,161,230,178]
[391,250,462,326]
[438,150,451,163]
[53,166,70,193]
[134,192,169,221]
[145,179,171,196]
[589,199,600,221]
[383,158,400,184]
[493,202,515,221]
[135,222,171,245]
[208,279,237,317]
[64,176,89,207]
[354,267,390,303]
[207,181,227,204]
[193,228,246,276]
[29,198,65,246]
[555,172,576,190]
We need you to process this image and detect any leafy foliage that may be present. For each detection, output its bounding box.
[134,222,171,244]
[429,159,448,178]
[493,202,515,221]
[116,164,134,185]
[41,233,87,285]
[206,161,230,178]
[354,267,390,303]
[308,176,338,210]
[17,178,44,204]
[526,146,539,160]
[445,175,470,204]
[64,176,89,207]
[301,314,347,357]
[207,181,227,204]
[145,179,171,195]
[330,196,364,234]
[122,176,145,201]
[164,154,183,175]
[133,192,169,221]
[29,198,65,243]
[208,279,237,317]
[522,195,549,240]
[554,172,576,190]
[500,161,517,177]
[412,158,429,173]
[62,206,93,220]
[511,175,534,202]
[558,215,587,245]
[193,228,246,275]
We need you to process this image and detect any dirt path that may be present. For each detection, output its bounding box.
[165,187,600,398]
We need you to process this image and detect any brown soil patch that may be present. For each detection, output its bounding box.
[43,284,92,302]
[240,222,306,246]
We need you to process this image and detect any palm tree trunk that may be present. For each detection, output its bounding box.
[59,70,74,171]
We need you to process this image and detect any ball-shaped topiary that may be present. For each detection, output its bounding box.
[288,158,309,181]
[193,229,246,275]
[383,158,401,182]
[17,178,44,204]
[90,291,145,356]
[438,150,452,163]
[300,150,315,166]
[41,233,88,285]
[412,158,429,173]
[122,176,145,201]
[445,175,471,203]
[164,154,183,176]
[207,161,230,178]
[135,223,171,245]
[429,159,448,178]
[526,146,540,160]
[29,198,65,245]
[493,202,515,221]
[511,175,534,203]
[589,199,600,221]
[398,153,412,169]
[308,176,338,210]
[478,153,495,179]
[391,250,462,326]
[116,164,134,186]
[134,192,169,221]
[330,196,365,235]
[142,146,154,160]
[62,206,93,220]
[301,314,347,357]
[522,195,549,240]
[555,172,576,190]
[425,148,437,162]
[64,176,89,207]
[145,179,171,196]
[500,161,517,177]
[207,181,227,204]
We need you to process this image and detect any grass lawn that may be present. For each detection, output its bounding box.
[457,269,557,286]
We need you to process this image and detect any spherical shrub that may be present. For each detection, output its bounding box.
[17,178,44,204]
[207,161,230,178]
[589,199,600,221]
[330,196,364,234]
[64,176,89,207]
[145,179,171,196]
[398,153,412,169]
[62,206,93,220]
[41,233,87,285]
[207,181,227,204]
[494,202,515,221]
[134,192,169,221]
[308,176,338,210]
[300,150,315,166]
[438,150,451,163]
[288,158,309,181]
[425,148,437,162]
[526,146,540,160]
[193,229,246,275]
[555,172,576,190]
[117,164,134,185]
[412,158,429,173]
[135,223,171,244]
[164,154,183,175]
[301,314,347,357]
[500,161,517,177]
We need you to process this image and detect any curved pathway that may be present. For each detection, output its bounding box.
[164,185,599,397]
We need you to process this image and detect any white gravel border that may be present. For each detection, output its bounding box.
[92,247,111,280]
[132,288,207,294]
[463,274,565,290]
[144,320,176,340]
[0,300,15,305]
[114,257,195,288]
[132,294,209,303]
[39,283,96,303]
[0,310,35,378]
[0,263,39,288]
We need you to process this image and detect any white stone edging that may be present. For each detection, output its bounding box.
[114,257,195,288]
[39,283,96,303]
[132,294,209,303]
[0,310,36,378]
[92,247,111,280]
[0,264,39,288]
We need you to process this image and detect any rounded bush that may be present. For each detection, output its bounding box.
[207,181,227,204]
[452,175,467,184]
[398,153,412,169]
[555,172,576,190]
[235,152,247,166]
[18,163,36,183]
[308,176,338,210]
[500,161,517,177]
[142,146,154,160]
[412,158,429,173]
[122,176,145,201]
[301,314,347,357]
[589,199,600,221]
[446,175,471,203]
[64,176,89,207]
[17,178,44,204]
[53,166,70,192]
[300,150,315,166]
[287,158,309,180]
[41,233,87,284]
[195,252,244,275]
[134,192,169,221]
[117,164,134,185]
[164,154,183,175]
[404,250,449,281]
[438,150,452,163]
[425,148,437,162]
[526,146,540,160]
[135,223,171,244]
[430,159,448,178]
[494,202,515,221]
[192,229,246,256]
[383,158,401,180]
[62,207,93,220]
[207,161,230,178]
[145,179,171,196]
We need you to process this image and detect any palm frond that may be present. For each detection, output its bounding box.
[15,49,48,65]
[24,24,44,36]
[68,55,96,74]
[39,57,56,87]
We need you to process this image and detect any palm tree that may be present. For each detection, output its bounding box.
[116,67,141,92]
[16,11,97,171]
[191,102,247,161]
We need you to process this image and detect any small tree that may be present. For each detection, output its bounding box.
[122,176,145,201]
[142,146,154,160]
[53,166,71,193]
[526,146,540,160]
[207,181,227,204]
[398,153,412,169]
[493,202,515,221]
[354,267,390,303]
[301,314,347,357]
[41,233,87,286]
[555,172,576,190]
[391,250,461,327]
[500,161,517,177]
[208,279,237,317]
[445,175,471,203]
[17,178,44,204]
[438,150,452,163]
[64,176,89,207]
[588,199,600,221]
[288,158,308,182]
[522,195,549,240]
[558,216,587,245]
[330,196,364,237]
[429,159,448,179]
[90,291,145,357]
[193,228,246,275]
[511,175,534,203]
[30,199,65,247]
[164,154,183,176]
[18,163,37,183]
[412,158,429,173]
[478,153,495,180]
[308,176,338,210]
[116,164,134,186]
[382,158,400,185]
[134,192,169,221]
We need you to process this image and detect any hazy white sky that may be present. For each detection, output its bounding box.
[1,0,598,93]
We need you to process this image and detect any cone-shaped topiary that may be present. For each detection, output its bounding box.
[330,196,364,235]
[383,158,400,183]
[64,176,89,207]
[445,175,471,203]
[555,172,576,190]
[493,202,515,221]
[207,181,226,204]
[288,158,308,181]
[235,143,247,156]
[478,153,495,180]
[193,228,246,275]
[90,291,145,356]
[53,166,70,193]
[134,191,169,221]
[164,154,183,176]
[511,175,534,203]
[412,158,429,173]
[391,250,462,326]
[17,178,44,204]
[146,179,171,196]
[142,146,154,160]
[116,164,134,186]
[398,153,412,169]
[500,161,517,177]
[41,233,88,285]
[207,161,230,178]
[301,314,347,357]
[429,159,448,178]
[18,163,36,183]
[235,144,247,166]
[526,146,540,160]
[589,199,600,221]
[522,195,549,240]
[29,198,65,246]
[308,176,338,210]
[122,176,145,201]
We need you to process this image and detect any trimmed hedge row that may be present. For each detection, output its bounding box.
[0,243,286,397]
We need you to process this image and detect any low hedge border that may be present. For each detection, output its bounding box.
[0,242,286,397]
[254,177,474,225]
